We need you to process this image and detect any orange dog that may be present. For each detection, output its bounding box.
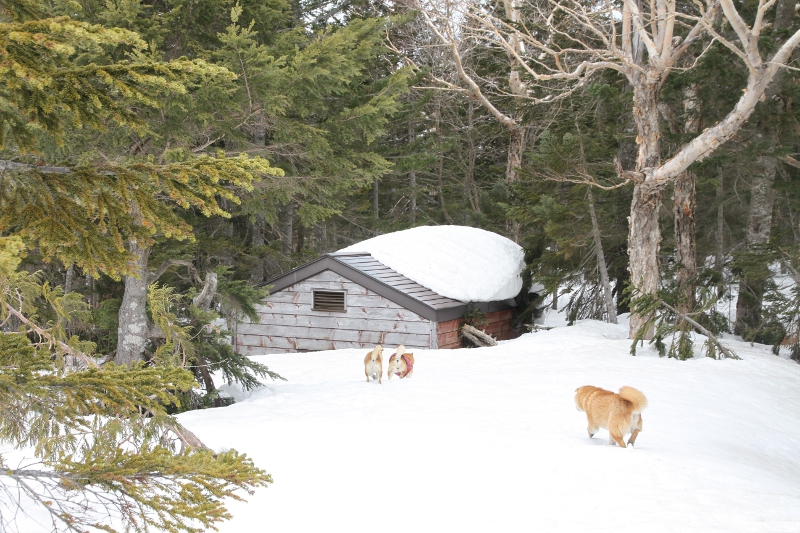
[387,345,414,379]
[364,345,384,384]
[574,385,648,447]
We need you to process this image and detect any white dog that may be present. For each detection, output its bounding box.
[364,345,384,384]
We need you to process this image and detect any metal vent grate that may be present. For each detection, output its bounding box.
[312,290,345,312]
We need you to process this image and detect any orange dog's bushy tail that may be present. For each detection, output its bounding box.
[618,386,648,413]
[369,345,382,362]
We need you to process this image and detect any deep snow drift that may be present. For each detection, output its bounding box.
[177,316,800,533]
[337,225,525,302]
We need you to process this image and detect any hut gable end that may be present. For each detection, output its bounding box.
[237,269,434,356]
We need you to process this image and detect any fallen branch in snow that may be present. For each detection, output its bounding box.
[461,324,498,347]
[524,324,554,332]
[658,301,741,360]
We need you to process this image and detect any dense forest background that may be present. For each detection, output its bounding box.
[3,0,800,529]
[8,0,800,359]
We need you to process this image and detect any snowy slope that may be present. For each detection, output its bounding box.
[337,225,524,302]
[178,317,800,533]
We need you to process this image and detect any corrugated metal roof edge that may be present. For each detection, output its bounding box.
[257,252,515,322]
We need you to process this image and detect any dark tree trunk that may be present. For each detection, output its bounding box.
[436,105,454,224]
[373,178,380,221]
[506,123,526,243]
[249,213,267,284]
[281,204,293,255]
[735,154,777,335]
[674,83,700,319]
[196,353,217,396]
[715,171,725,275]
[408,120,417,224]
[465,102,481,213]
[674,170,697,317]
[613,269,631,314]
[587,188,618,324]
[734,0,795,335]
[296,222,305,254]
[64,263,75,295]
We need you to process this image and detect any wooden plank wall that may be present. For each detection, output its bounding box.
[236,270,432,355]
[436,309,521,349]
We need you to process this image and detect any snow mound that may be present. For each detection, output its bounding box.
[337,225,524,302]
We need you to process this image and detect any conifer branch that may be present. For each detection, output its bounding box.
[2,302,97,368]
[657,300,741,359]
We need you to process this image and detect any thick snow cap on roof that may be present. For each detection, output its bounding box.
[338,225,525,303]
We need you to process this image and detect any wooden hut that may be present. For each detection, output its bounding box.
[235,252,521,355]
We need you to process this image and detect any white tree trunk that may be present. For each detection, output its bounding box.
[116,241,151,366]
[628,77,663,339]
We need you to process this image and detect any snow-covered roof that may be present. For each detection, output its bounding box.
[337,225,524,302]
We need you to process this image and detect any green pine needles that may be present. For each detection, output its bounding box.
[628,277,739,360]
[0,269,272,532]
[1,1,279,530]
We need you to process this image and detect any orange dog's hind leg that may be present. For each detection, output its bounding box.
[608,431,626,447]
[627,414,643,447]
[608,414,630,447]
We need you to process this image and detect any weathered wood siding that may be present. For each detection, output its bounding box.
[236,270,433,355]
[436,309,521,349]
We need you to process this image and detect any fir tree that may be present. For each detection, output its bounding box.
[1,1,274,530]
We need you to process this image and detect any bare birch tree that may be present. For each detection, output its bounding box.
[414,0,800,338]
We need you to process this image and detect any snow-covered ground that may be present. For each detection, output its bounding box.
[178,315,800,533]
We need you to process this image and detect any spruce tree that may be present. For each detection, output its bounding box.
[1,1,274,530]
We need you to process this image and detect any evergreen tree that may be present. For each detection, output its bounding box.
[1,1,274,529]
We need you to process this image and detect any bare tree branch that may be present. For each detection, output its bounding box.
[148,259,200,284]
[3,303,98,369]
